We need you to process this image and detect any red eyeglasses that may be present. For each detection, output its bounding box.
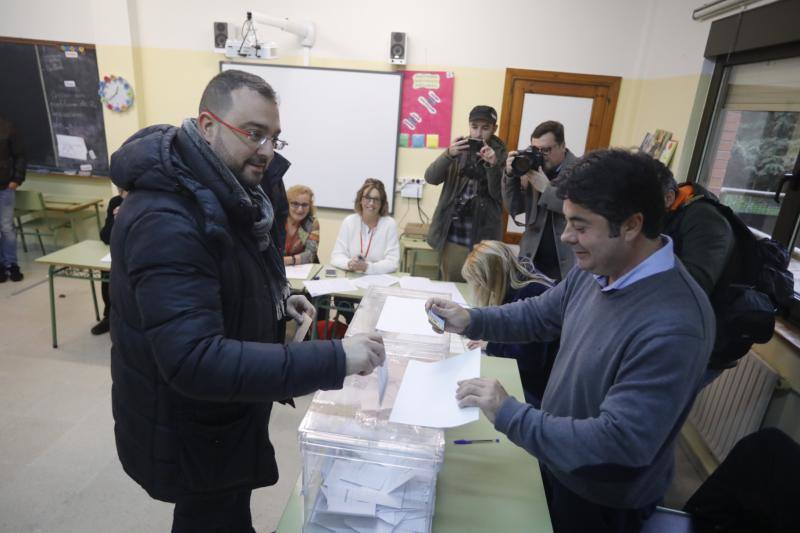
[200,109,288,150]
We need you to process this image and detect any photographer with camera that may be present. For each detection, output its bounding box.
[424,105,508,281]
[503,120,576,281]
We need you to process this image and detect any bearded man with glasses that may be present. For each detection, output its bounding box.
[503,120,577,282]
[107,69,386,532]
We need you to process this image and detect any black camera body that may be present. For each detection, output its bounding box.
[510,146,545,178]
[466,137,484,154]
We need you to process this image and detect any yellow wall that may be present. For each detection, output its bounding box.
[610,74,708,180]
[26,45,707,258]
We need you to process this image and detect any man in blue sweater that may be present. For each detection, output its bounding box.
[427,149,714,533]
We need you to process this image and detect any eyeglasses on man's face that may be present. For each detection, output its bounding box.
[533,143,564,155]
[201,110,288,150]
[290,202,310,210]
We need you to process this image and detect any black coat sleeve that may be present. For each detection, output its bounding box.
[124,209,347,403]
[100,195,123,245]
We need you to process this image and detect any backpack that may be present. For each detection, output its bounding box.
[670,183,794,369]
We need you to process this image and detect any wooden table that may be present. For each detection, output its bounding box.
[43,195,104,241]
[35,240,110,348]
[275,355,553,532]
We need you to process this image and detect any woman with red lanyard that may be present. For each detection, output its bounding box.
[330,178,400,274]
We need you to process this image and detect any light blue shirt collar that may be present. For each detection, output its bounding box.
[593,236,675,292]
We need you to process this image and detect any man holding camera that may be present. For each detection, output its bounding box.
[424,105,507,281]
[503,120,576,281]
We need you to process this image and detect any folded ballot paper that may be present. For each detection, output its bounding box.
[307,459,433,533]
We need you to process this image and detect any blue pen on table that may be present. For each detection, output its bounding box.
[453,438,500,445]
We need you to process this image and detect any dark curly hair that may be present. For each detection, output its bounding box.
[555,149,664,239]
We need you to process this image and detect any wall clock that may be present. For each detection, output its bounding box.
[98,75,134,112]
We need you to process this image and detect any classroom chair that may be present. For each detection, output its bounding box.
[13,190,71,255]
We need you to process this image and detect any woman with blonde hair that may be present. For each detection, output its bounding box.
[284,184,320,265]
[461,240,558,406]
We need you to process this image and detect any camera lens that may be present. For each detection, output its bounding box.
[512,156,532,175]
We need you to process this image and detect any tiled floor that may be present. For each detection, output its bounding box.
[0,248,311,532]
[0,245,706,532]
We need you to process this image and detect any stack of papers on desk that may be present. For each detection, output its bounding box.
[285,263,315,279]
[398,277,468,305]
[304,278,359,297]
[352,274,399,289]
[308,459,432,533]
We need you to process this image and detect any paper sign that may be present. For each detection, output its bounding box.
[64,80,76,88]
[65,51,78,58]
[56,134,87,160]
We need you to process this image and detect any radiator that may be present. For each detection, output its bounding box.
[687,351,779,462]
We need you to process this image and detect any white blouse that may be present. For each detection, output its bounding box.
[330,214,400,274]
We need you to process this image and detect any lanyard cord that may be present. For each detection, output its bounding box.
[360,221,376,258]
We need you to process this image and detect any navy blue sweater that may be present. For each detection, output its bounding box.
[485,282,558,406]
[465,263,714,508]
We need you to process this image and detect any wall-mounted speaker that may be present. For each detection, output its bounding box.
[390,32,407,65]
[213,22,229,50]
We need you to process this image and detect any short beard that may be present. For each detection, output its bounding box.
[237,168,262,188]
[210,136,263,188]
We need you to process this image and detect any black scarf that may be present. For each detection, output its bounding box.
[181,119,290,321]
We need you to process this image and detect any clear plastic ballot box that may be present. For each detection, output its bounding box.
[298,286,451,532]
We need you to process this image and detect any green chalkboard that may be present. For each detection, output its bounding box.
[0,37,109,176]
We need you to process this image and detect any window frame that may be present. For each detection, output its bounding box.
[688,4,800,324]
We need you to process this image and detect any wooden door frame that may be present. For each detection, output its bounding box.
[497,68,622,244]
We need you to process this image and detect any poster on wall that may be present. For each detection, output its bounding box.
[398,71,454,149]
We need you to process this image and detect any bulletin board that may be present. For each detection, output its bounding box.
[398,71,455,149]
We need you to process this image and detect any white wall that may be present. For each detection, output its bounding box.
[3,0,715,79]
[129,0,714,78]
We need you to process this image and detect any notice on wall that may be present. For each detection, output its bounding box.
[398,71,454,149]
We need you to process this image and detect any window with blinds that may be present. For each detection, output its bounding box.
[698,56,800,238]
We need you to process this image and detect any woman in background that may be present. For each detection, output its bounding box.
[91,187,127,335]
[462,240,558,407]
[331,178,399,274]
[284,184,320,266]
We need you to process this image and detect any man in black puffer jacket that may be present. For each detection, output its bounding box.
[109,70,385,533]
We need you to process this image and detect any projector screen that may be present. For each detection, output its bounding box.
[221,62,402,212]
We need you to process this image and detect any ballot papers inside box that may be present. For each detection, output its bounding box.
[299,286,448,532]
